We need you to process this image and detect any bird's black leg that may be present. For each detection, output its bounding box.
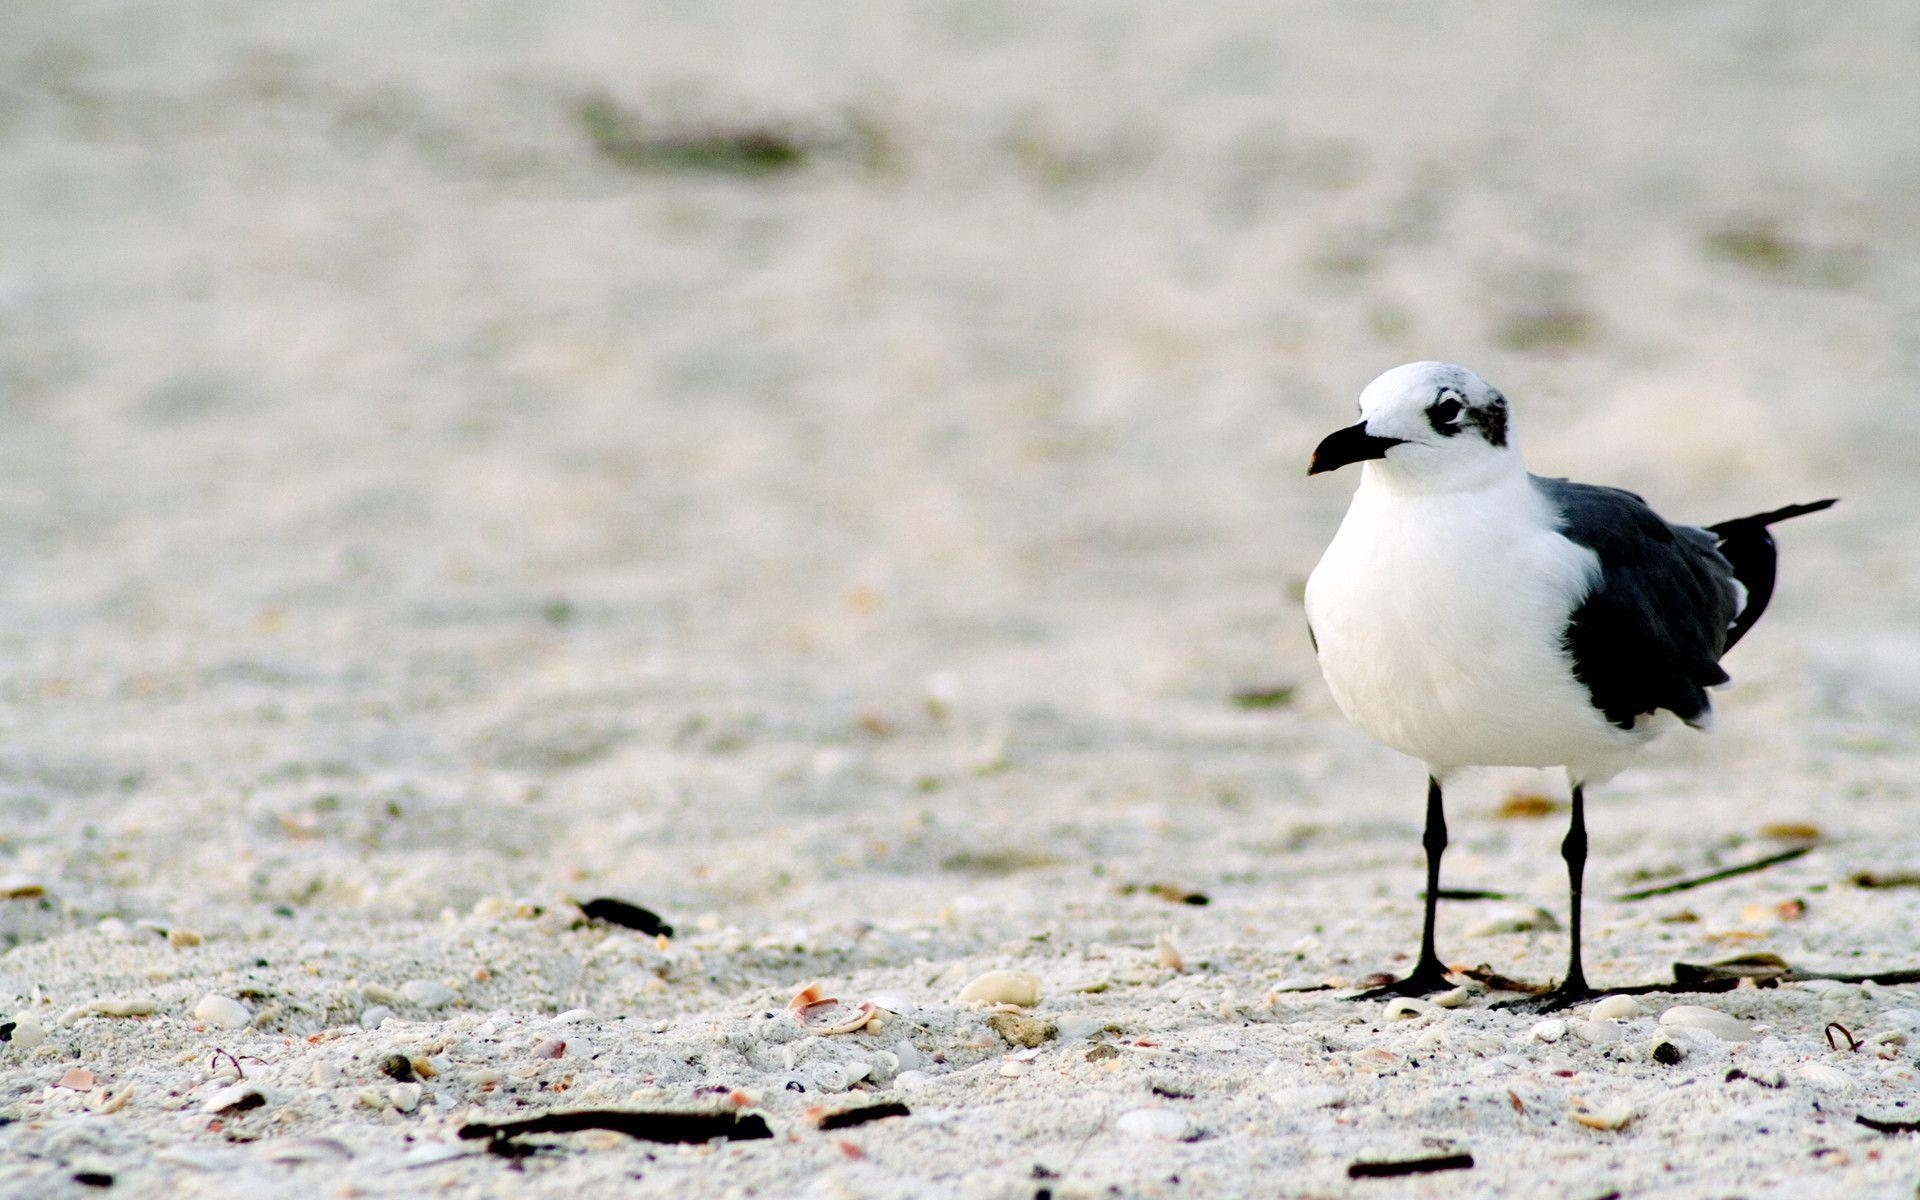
[1352,777,1455,1000]
[1495,783,1598,1013]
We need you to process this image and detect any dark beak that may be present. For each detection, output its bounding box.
[1308,422,1405,476]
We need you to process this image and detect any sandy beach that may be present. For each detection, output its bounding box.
[3,2,1920,1195]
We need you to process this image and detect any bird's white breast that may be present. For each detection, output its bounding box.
[1304,470,1648,777]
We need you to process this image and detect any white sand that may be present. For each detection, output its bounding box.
[3,2,1920,1196]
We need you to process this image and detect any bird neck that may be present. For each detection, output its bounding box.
[1359,450,1527,498]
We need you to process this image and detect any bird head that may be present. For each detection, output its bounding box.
[1309,362,1518,489]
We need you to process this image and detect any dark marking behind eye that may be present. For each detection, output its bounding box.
[1467,394,1509,446]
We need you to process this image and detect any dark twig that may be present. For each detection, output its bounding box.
[1459,966,1551,996]
[575,898,674,937]
[1347,1152,1475,1179]
[209,1049,244,1080]
[1430,888,1513,902]
[1825,1023,1859,1053]
[459,1110,772,1145]
[1614,847,1809,901]
[814,1102,909,1131]
[1856,1115,1920,1134]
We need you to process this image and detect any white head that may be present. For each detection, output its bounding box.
[1309,362,1520,491]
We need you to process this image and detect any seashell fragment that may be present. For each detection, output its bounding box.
[1529,1019,1567,1044]
[1658,1005,1758,1041]
[1590,995,1640,1022]
[1383,998,1437,1022]
[201,1083,266,1115]
[957,970,1041,1008]
[1569,1099,1635,1130]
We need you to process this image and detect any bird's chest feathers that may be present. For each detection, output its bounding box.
[1306,484,1604,765]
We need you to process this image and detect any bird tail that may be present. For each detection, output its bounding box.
[1706,498,1837,651]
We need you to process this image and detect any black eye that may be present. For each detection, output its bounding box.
[1426,396,1463,433]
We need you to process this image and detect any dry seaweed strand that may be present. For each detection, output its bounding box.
[459,1109,773,1145]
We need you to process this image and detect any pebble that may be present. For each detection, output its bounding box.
[1054,1014,1106,1040]
[201,1083,266,1114]
[986,1013,1056,1048]
[1116,1108,1190,1140]
[401,980,456,1008]
[1658,1005,1759,1041]
[957,970,1041,1008]
[1590,995,1641,1022]
[1573,1021,1624,1046]
[192,994,252,1031]
[1529,1019,1568,1044]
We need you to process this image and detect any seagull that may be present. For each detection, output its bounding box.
[1303,362,1834,1009]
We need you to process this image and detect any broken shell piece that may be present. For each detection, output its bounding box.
[788,981,832,1016]
[800,1001,879,1036]
[1569,1099,1635,1130]
[1383,997,1438,1022]
[1529,1019,1568,1044]
[1590,995,1640,1022]
[956,970,1041,1008]
[202,1083,266,1115]
[1431,986,1474,1009]
[1658,1005,1758,1041]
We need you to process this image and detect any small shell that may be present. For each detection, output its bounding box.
[1794,1062,1855,1093]
[192,994,252,1030]
[957,970,1042,1008]
[1569,1099,1635,1130]
[88,1086,134,1114]
[1352,1048,1400,1071]
[1115,1108,1189,1140]
[1431,986,1474,1009]
[1658,1005,1758,1041]
[388,1083,423,1112]
[997,1060,1031,1078]
[1590,995,1641,1022]
[1155,932,1184,972]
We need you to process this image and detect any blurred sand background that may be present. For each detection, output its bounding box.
[3,2,1920,1196]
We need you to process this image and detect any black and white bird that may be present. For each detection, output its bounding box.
[1303,361,1834,1009]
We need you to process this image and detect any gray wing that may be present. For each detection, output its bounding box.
[1531,476,1741,730]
